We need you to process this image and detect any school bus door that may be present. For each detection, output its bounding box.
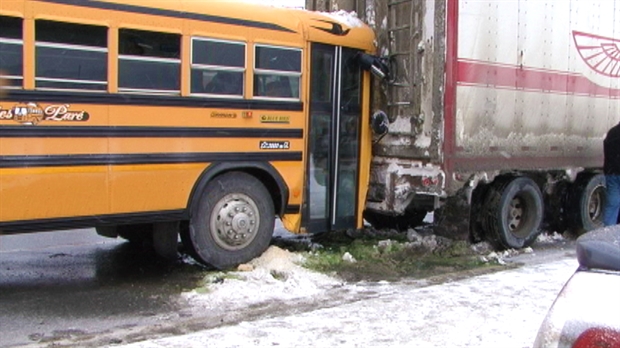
[304,43,362,233]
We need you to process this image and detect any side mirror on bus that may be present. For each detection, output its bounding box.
[357,53,389,80]
[371,110,389,136]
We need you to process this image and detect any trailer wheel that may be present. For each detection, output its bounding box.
[363,209,427,231]
[566,173,605,235]
[186,172,274,269]
[483,176,543,249]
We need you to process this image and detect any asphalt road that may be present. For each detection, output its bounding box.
[0,229,207,348]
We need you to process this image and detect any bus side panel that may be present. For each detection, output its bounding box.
[0,103,110,223]
[105,105,305,215]
[108,164,204,214]
[0,166,109,223]
[0,100,306,222]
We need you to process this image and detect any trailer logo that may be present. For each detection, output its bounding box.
[0,103,90,125]
[573,31,620,78]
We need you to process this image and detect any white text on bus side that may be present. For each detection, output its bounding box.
[44,104,87,121]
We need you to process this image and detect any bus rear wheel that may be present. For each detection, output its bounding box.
[482,176,544,249]
[117,224,153,246]
[186,172,275,269]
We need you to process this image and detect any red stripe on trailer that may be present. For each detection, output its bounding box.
[457,59,620,98]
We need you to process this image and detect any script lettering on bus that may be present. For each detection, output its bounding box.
[210,111,237,119]
[0,108,13,120]
[0,102,89,125]
[44,104,89,122]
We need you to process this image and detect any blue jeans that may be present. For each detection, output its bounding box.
[604,175,620,226]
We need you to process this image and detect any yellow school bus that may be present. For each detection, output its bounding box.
[0,0,387,269]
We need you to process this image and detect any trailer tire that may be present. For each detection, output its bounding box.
[363,209,427,231]
[186,172,274,270]
[483,176,543,249]
[566,173,605,236]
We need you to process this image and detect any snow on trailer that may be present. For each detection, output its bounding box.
[308,0,620,249]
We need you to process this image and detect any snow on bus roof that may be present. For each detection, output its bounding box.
[235,0,304,8]
[320,10,366,28]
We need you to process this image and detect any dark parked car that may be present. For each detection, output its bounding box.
[533,226,620,348]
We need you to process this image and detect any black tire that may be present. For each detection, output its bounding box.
[363,209,427,231]
[117,224,153,246]
[566,173,605,235]
[187,172,275,269]
[152,222,180,260]
[179,220,198,258]
[483,176,544,249]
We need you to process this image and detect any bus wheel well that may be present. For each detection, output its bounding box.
[243,167,284,215]
[187,163,288,218]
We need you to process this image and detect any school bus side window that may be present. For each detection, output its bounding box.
[35,20,107,91]
[191,38,245,97]
[253,45,301,99]
[0,16,23,88]
[118,29,180,94]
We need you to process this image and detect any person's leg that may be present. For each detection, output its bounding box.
[603,175,620,226]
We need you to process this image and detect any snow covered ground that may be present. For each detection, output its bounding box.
[113,243,578,348]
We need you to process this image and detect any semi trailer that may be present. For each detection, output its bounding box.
[308,0,620,249]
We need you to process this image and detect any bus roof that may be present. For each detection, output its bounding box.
[15,0,376,52]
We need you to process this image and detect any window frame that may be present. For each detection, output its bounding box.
[190,37,246,98]
[0,37,24,88]
[34,20,108,93]
[117,28,181,95]
[0,15,24,88]
[252,44,302,101]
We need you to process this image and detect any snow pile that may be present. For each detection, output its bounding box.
[483,248,534,265]
[406,231,448,251]
[182,246,342,308]
[236,0,304,8]
[321,10,366,28]
[537,231,566,243]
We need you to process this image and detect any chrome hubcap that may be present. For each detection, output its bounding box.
[210,193,259,251]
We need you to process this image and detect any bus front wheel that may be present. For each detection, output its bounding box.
[186,172,275,269]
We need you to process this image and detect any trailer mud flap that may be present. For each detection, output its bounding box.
[433,186,472,241]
